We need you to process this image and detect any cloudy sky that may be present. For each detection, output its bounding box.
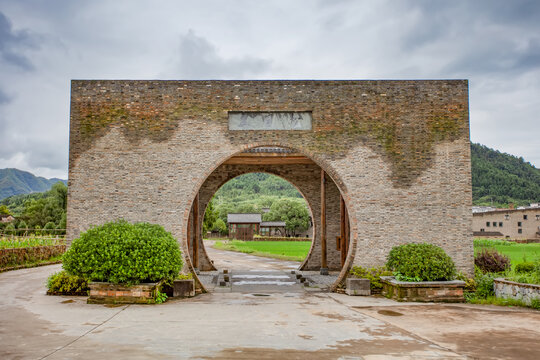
[0,0,539,179]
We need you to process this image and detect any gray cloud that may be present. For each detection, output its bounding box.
[0,88,9,104]
[396,1,540,77]
[0,11,37,70]
[0,0,538,179]
[171,30,271,79]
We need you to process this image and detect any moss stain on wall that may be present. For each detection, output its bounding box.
[70,81,468,188]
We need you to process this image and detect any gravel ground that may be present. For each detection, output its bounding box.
[197,271,218,290]
[298,271,340,290]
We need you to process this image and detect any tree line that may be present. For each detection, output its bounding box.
[0,182,67,234]
[471,143,540,207]
[204,173,310,236]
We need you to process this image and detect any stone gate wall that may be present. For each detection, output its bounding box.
[68,80,473,286]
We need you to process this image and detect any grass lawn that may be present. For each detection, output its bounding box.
[213,240,311,262]
[474,238,540,265]
[0,236,64,249]
[212,238,540,265]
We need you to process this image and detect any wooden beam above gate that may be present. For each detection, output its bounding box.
[223,152,314,165]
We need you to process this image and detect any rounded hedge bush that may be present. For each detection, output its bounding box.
[386,243,456,281]
[63,220,183,284]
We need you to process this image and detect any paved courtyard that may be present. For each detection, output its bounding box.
[1,248,539,359]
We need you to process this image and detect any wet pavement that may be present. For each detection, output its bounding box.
[1,250,540,359]
[201,241,338,292]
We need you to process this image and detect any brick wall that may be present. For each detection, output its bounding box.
[68,80,473,288]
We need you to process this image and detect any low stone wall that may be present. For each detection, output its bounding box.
[0,245,66,270]
[494,278,540,305]
[88,282,159,304]
[381,276,465,302]
[252,236,310,242]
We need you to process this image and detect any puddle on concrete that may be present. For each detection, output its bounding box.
[377,310,403,316]
[61,300,74,304]
[252,294,271,297]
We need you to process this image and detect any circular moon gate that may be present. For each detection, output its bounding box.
[186,148,352,277]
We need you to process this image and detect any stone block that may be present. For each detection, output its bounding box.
[87,282,159,304]
[173,279,195,298]
[346,278,371,296]
[381,276,465,302]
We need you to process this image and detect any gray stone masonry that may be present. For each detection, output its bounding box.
[346,278,371,296]
[67,80,473,290]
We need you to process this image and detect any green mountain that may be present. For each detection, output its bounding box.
[471,143,540,206]
[0,168,67,200]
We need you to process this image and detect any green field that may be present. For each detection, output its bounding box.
[213,240,311,262]
[0,236,64,249]
[474,239,540,265]
[212,238,540,265]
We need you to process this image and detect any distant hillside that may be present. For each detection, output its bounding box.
[0,168,66,200]
[471,143,540,206]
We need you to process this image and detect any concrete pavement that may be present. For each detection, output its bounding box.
[1,250,540,359]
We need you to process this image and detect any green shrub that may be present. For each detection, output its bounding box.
[456,271,476,293]
[349,266,392,291]
[47,270,89,294]
[474,248,511,273]
[4,223,15,235]
[17,220,28,236]
[154,289,168,304]
[44,222,56,235]
[63,220,183,284]
[515,262,536,273]
[386,243,456,282]
[504,265,540,285]
[474,273,495,299]
[177,273,193,280]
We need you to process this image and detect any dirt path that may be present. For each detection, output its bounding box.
[204,240,301,271]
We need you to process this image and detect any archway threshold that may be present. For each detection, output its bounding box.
[199,242,339,293]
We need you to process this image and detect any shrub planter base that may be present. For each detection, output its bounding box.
[494,278,540,305]
[381,276,465,303]
[346,278,371,296]
[173,279,195,297]
[88,282,159,304]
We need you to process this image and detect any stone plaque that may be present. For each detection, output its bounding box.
[229,112,312,130]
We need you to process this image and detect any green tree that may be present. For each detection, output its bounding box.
[0,205,11,215]
[50,182,68,211]
[263,198,310,236]
[44,221,56,235]
[5,223,16,235]
[19,182,68,229]
[203,200,219,233]
[212,218,227,235]
[17,220,28,236]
